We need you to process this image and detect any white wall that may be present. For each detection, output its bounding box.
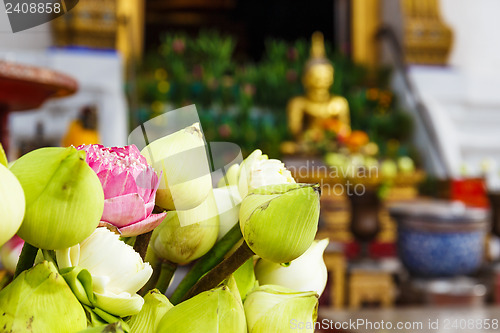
[440,0,500,105]
[441,0,500,77]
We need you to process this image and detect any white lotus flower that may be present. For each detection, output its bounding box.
[56,227,153,317]
[238,149,295,198]
[254,239,329,296]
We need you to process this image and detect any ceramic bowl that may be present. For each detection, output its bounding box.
[390,200,489,277]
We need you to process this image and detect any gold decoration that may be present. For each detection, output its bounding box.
[51,0,144,65]
[401,0,453,65]
[351,0,380,67]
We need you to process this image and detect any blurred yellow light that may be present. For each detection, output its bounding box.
[151,101,164,113]
[157,81,170,94]
[155,68,168,81]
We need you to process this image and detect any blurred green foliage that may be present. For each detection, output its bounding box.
[136,30,414,159]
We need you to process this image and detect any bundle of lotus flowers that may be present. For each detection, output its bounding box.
[0,122,327,333]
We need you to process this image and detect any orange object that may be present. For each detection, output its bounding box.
[62,121,100,147]
[62,106,100,147]
[346,130,369,152]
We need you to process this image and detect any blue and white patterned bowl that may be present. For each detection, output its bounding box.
[390,200,489,277]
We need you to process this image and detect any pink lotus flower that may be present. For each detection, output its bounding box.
[77,144,166,237]
[0,235,24,274]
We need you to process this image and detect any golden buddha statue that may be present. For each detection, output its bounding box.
[287,32,351,144]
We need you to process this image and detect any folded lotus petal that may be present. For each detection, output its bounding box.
[119,211,166,237]
[91,275,111,295]
[103,171,139,199]
[136,167,159,202]
[93,292,145,317]
[101,193,147,227]
[105,260,154,295]
[59,266,95,306]
[144,201,155,217]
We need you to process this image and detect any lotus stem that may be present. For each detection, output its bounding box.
[182,241,254,301]
[155,260,177,294]
[134,230,153,261]
[14,242,38,278]
[170,223,243,304]
[140,258,162,296]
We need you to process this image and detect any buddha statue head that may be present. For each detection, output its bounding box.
[302,32,334,102]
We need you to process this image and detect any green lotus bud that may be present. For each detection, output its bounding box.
[233,258,257,301]
[0,143,7,167]
[156,280,246,332]
[217,163,240,188]
[128,289,173,333]
[141,123,213,211]
[239,183,320,263]
[244,285,318,333]
[0,164,25,247]
[151,191,219,264]
[10,147,104,249]
[77,322,125,333]
[0,261,87,332]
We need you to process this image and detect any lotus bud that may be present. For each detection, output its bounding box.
[217,163,240,188]
[244,285,318,333]
[156,279,246,332]
[77,322,125,333]
[0,236,24,274]
[213,185,242,240]
[0,164,25,247]
[0,143,7,167]
[141,123,212,211]
[151,192,219,264]
[233,258,257,301]
[10,147,104,249]
[239,183,320,263]
[255,239,329,296]
[128,289,173,333]
[0,261,87,332]
[238,149,295,199]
